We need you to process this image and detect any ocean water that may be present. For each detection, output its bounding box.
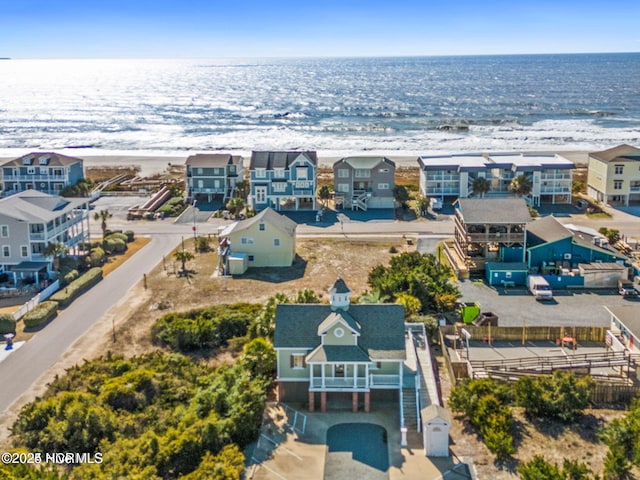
[0,53,639,157]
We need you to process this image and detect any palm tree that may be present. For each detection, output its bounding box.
[43,242,68,272]
[318,185,331,209]
[93,209,113,239]
[226,197,245,217]
[173,249,195,271]
[234,180,250,199]
[472,177,491,197]
[509,175,533,197]
[359,290,389,304]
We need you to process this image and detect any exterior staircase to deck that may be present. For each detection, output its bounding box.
[402,383,419,431]
[351,190,370,211]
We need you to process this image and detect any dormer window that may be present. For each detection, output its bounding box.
[38,155,50,165]
[274,168,285,178]
[255,168,266,178]
[23,156,33,165]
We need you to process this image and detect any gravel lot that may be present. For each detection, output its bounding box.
[456,278,637,327]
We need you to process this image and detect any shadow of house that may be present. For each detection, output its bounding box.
[239,254,308,283]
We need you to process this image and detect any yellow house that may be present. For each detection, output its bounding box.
[587,144,640,206]
[220,207,296,268]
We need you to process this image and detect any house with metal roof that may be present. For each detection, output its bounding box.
[1,152,84,197]
[217,207,296,271]
[417,152,574,207]
[333,156,396,210]
[526,215,626,273]
[248,151,317,211]
[587,144,640,206]
[184,153,244,203]
[453,198,531,272]
[274,277,405,413]
[0,190,90,286]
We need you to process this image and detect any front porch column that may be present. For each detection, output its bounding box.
[365,363,370,389]
[352,392,358,413]
[321,365,326,388]
[320,391,327,413]
[364,392,370,413]
[308,391,315,412]
[353,364,358,388]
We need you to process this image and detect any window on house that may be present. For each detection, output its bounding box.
[241,237,254,245]
[2,246,9,257]
[259,222,265,231]
[273,238,280,247]
[355,169,370,178]
[21,245,28,257]
[290,354,306,369]
[338,169,349,178]
[27,167,35,174]
[337,184,349,193]
[377,183,389,190]
[615,165,624,175]
[274,168,285,178]
[255,186,267,203]
[273,182,287,192]
[0,225,8,237]
[196,167,203,175]
[255,168,266,178]
[248,255,255,261]
[614,180,623,190]
[296,166,308,180]
[370,361,382,370]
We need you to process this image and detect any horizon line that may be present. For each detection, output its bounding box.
[4,50,640,61]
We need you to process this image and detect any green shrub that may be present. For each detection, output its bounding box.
[106,232,129,243]
[50,268,103,308]
[0,313,16,334]
[152,304,261,352]
[103,238,127,254]
[23,301,58,329]
[62,269,79,286]
[123,230,135,243]
[88,247,105,267]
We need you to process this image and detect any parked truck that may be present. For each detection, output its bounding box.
[527,275,553,301]
[618,279,638,297]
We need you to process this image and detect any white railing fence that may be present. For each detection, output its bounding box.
[12,280,60,321]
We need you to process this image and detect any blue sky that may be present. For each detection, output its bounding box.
[2,0,639,58]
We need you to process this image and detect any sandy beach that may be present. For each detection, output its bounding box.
[1,149,591,179]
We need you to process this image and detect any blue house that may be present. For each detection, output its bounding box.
[1,152,84,197]
[526,215,626,273]
[249,151,317,211]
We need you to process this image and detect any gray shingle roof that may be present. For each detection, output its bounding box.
[306,345,371,363]
[221,207,297,237]
[274,304,405,360]
[527,215,572,244]
[0,190,87,222]
[334,156,396,169]
[590,144,640,163]
[329,277,350,294]
[250,151,318,170]
[185,153,243,167]
[1,152,83,168]
[456,198,532,224]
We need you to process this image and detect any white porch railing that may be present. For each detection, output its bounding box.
[309,374,401,390]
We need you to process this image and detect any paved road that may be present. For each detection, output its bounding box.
[0,234,181,413]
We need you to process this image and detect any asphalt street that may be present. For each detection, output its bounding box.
[0,234,181,413]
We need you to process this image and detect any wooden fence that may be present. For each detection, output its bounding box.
[440,325,608,344]
[591,383,640,405]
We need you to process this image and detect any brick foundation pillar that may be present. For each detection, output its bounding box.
[364,392,370,413]
[321,391,327,413]
[352,392,358,413]
[308,391,315,412]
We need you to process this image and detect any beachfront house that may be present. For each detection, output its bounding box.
[274,277,405,413]
[217,207,296,271]
[332,156,396,210]
[248,151,317,211]
[587,144,640,206]
[418,153,574,207]
[185,153,244,204]
[1,152,85,197]
[454,198,531,272]
[0,190,90,287]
